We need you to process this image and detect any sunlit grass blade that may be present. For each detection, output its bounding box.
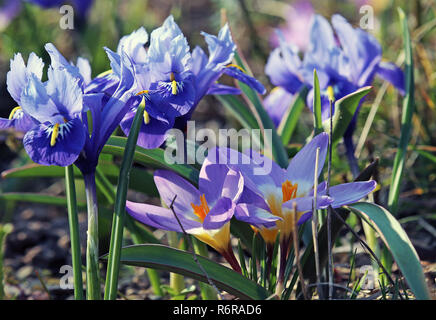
[104,101,145,300]
[102,244,270,300]
[233,52,289,168]
[387,8,415,216]
[65,166,84,300]
[278,86,308,146]
[0,223,13,300]
[313,69,323,135]
[348,202,430,300]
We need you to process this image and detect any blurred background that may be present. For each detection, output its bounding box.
[0,0,435,299]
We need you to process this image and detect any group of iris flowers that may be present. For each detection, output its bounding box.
[0,13,403,299]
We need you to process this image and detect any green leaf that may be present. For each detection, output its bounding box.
[233,53,289,168]
[102,244,269,300]
[388,8,415,215]
[348,202,430,300]
[215,95,259,130]
[105,100,147,300]
[312,69,323,135]
[1,163,158,197]
[102,136,199,185]
[278,86,308,146]
[326,86,372,143]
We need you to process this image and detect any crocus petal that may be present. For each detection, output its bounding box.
[286,132,329,195]
[282,195,333,212]
[126,201,201,233]
[223,66,266,94]
[376,61,405,95]
[6,52,44,104]
[234,203,281,229]
[264,87,294,127]
[320,181,376,208]
[202,197,235,230]
[23,117,86,166]
[154,169,201,220]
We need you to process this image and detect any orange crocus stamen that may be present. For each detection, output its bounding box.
[282,180,298,203]
[191,194,210,222]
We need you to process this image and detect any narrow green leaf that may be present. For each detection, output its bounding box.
[388,8,415,215]
[105,101,145,300]
[101,244,269,300]
[233,53,289,168]
[313,69,323,135]
[278,86,308,146]
[348,202,430,300]
[102,136,199,185]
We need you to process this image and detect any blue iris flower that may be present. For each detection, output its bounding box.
[3,42,136,174]
[264,14,404,127]
[97,16,266,150]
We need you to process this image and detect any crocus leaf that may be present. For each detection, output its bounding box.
[326,86,372,144]
[233,52,289,168]
[102,136,199,185]
[348,202,430,300]
[101,244,269,300]
[278,86,308,146]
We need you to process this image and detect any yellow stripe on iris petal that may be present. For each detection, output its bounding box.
[8,106,22,120]
[50,123,60,147]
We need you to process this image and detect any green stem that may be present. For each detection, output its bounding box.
[168,231,185,294]
[84,172,101,300]
[65,166,84,300]
[193,239,217,300]
[0,224,13,300]
[104,101,145,300]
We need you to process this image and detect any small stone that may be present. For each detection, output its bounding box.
[16,266,33,280]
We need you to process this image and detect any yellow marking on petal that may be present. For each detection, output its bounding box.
[194,222,230,253]
[226,63,245,73]
[136,90,149,96]
[191,194,210,223]
[50,123,60,147]
[327,85,335,102]
[143,109,150,124]
[97,69,113,78]
[171,80,178,95]
[8,106,22,120]
[270,86,280,94]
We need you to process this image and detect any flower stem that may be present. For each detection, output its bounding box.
[220,244,242,274]
[168,231,185,294]
[84,172,101,300]
[104,101,145,300]
[65,166,84,300]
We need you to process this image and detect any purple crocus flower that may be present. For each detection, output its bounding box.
[126,152,279,272]
[0,52,42,132]
[213,133,376,246]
